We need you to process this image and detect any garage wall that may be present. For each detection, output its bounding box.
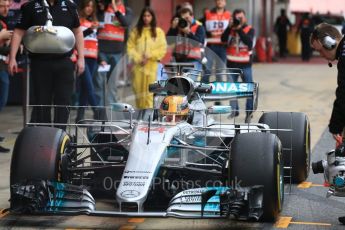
[150,0,174,31]
[126,0,146,29]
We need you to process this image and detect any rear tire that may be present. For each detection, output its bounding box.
[229,132,283,221]
[259,112,310,183]
[10,126,69,185]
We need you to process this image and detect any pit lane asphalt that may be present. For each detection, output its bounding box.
[0,57,344,229]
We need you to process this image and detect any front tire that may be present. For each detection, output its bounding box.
[229,132,283,221]
[10,126,69,185]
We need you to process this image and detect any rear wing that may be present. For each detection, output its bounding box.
[203,82,259,111]
[203,82,258,100]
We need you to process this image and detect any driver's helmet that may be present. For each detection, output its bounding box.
[160,95,189,122]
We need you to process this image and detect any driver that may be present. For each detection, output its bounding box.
[160,95,189,123]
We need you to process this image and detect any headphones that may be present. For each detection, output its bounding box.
[312,29,337,50]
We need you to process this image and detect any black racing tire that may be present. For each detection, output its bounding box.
[229,132,283,221]
[10,126,69,185]
[259,112,311,183]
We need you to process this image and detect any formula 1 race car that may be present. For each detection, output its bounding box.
[9,69,310,222]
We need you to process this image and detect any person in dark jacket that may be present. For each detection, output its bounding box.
[298,12,314,61]
[274,9,291,57]
[310,22,345,225]
[8,0,85,130]
[310,23,344,141]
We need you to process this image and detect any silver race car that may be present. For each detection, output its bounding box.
[9,69,310,222]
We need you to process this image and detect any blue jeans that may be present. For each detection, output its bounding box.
[203,44,227,82]
[229,66,253,112]
[77,58,98,107]
[94,52,122,106]
[0,70,9,111]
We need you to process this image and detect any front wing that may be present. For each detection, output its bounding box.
[10,180,264,221]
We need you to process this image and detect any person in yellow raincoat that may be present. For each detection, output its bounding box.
[127,7,167,109]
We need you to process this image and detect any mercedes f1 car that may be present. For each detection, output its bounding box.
[9,69,310,222]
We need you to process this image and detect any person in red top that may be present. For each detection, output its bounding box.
[95,0,132,106]
[203,0,231,82]
[76,0,105,122]
[221,9,255,122]
[166,2,206,81]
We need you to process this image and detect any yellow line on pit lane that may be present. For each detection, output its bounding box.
[0,209,9,218]
[116,217,145,230]
[297,181,324,188]
[127,218,145,223]
[275,216,331,228]
[274,216,292,228]
[290,221,331,226]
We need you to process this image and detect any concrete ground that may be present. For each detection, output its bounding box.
[0,56,341,229]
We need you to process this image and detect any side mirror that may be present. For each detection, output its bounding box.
[149,82,164,93]
[195,84,212,94]
[207,105,232,114]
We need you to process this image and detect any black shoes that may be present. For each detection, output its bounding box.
[227,111,253,123]
[0,136,9,153]
[93,108,107,121]
[75,108,85,123]
[0,145,9,153]
[75,108,108,123]
[228,111,239,119]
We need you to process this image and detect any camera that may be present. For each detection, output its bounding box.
[178,18,188,29]
[312,149,345,197]
[233,17,242,27]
